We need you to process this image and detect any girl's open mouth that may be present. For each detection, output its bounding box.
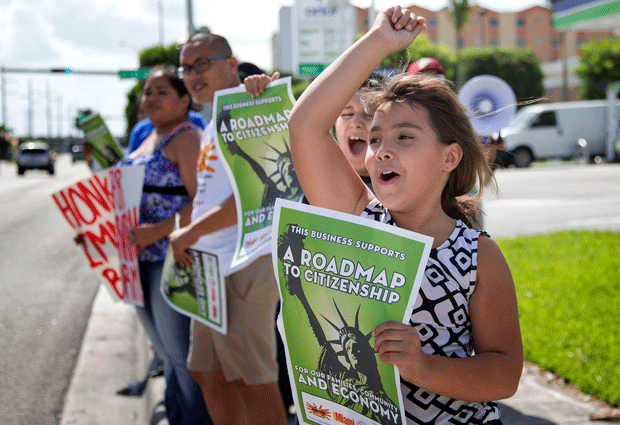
[379,171,399,182]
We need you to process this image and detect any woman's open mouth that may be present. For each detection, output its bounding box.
[348,136,366,156]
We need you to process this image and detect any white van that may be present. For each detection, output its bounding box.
[491,100,619,167]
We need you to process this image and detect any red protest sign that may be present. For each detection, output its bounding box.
[52,166,145,305]
[52,171,122,300]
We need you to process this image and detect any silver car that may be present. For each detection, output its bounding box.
[16,142,55,175]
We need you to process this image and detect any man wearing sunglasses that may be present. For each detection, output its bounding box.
[169,33,287,425]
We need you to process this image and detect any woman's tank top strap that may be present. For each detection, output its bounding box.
[154,121,194,152]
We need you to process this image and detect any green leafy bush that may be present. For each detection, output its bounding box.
[123,44,181,141]
[460,47,544,104]
[0,126,13,160]
[575,38,620,100]
[139,44,183,69]
[379,35,542,103]
[379,33,456,81]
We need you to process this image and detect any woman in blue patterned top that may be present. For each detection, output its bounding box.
[119,65,211,425]
[287,6,522,425]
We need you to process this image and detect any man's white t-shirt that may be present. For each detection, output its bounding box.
[192,120,238,277]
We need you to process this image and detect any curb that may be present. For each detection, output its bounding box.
[60,284,160,425]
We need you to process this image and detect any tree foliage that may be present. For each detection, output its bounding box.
[449,0,472,86]
[449,0,472,43]
[379,33,456,80]
[0,125,14,159]
[290,76,311,100]
[376,35,542,103]
[124,82,146,143]
[139,44,183,68]
[575,38,620,100]
[461,47,544,103]
[123,43,181,141]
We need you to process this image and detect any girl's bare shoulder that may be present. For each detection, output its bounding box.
[476,233,513,288]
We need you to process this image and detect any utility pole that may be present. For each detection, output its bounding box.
[67,105,74,137]
[561,31,569,101]
[369,0,376,30]
[46,81,52,138]
[478,8,487,46]
[57,95,62,138]
[28,79,33,138]
[1,68,6,128]
[158,0,165,45]
[186,0,195,37]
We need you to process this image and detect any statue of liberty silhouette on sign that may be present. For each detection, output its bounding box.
[217,110,301,208]
[277,224,397,425]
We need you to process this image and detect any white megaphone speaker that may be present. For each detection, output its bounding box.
[458,75,517,137]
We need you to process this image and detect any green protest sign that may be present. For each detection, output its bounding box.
[273,199,433,425]
[77,112,124,169]
[213,77,303,269]
[161,248,227,334]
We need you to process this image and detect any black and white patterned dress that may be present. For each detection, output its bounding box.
[361,199,501,425]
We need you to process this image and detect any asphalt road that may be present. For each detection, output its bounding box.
[0,155,98,425]
[483,162,620,238]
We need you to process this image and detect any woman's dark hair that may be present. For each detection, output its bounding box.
[362,73,496,228]
[145,64,197,112]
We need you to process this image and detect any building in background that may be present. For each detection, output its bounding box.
[272,3,615,101]
[273,6,294,77]
[281,0,356,79]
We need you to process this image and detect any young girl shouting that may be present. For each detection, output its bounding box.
[287,5,522,424]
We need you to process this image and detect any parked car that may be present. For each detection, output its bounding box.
[490,100,620,167]
[71,143,86,163]
[16,141,55,175]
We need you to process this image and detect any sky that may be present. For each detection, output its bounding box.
[0,0,546,139]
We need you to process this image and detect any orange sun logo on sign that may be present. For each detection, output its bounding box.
[197,139,218,172]
[306,403,331,420]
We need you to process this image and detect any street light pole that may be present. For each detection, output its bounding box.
[478,8,486,46]
[46,81,52,138]
[28,79,33,138]
[186,0,195,37]
[57,95,62,138]
[158,0,164,45]
[1,68,7,128]
[369,0,376,30]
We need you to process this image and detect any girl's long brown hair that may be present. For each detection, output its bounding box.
[362,73,496,228]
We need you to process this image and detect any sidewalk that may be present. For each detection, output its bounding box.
[60,285,619,425]
[60,285,165,425]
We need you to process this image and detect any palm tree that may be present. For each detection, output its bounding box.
[547,0,569,100]
[448,0,472,88]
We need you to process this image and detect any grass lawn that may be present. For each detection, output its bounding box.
[496,230,620,406]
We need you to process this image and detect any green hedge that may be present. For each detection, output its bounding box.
[460,47,544,104]
[381,35,544,104]
[575,38,620,100]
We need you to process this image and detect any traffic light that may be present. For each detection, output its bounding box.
[51,68,74,75]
